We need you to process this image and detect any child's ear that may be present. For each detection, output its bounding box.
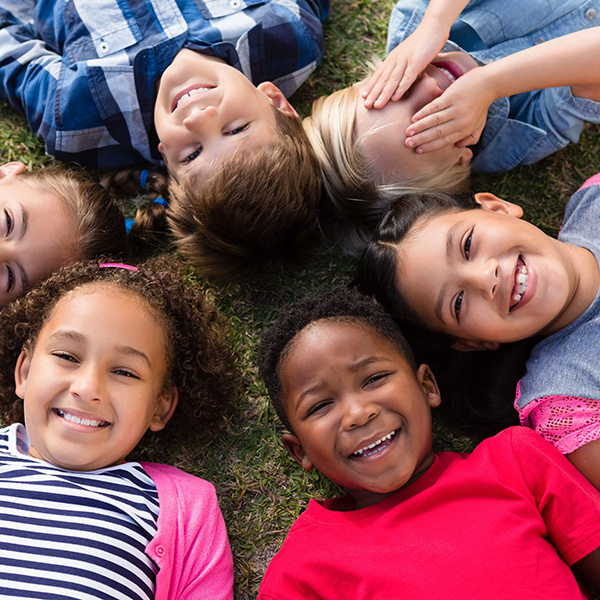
[281,433,314,472]
[256,82,300,119]
[149,387,179,432]
[416,364,442,408]
[157,143,169,169]
[0,161,26,182]
[14,350,31,400]
[474,192,523,218]
[451,339,500,352]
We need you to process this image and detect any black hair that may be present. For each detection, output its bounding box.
[258,286,416,432]
[357,190,531,436]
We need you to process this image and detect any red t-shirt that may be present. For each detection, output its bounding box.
[259,427,600,599]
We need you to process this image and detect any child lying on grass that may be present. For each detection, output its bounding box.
[257,286,600,599]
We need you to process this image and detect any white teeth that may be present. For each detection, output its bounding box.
[436,66,456,83]
[512,264,528,306]
[176,87,211,109]
[353,431,395,456]
[58,409,105,428]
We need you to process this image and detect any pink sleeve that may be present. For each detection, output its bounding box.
[515,389,600,455]
[144,463,234,600]
[579,172,600,190]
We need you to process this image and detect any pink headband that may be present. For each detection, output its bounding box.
[98,262,138,271]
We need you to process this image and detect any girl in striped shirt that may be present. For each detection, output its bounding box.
[0,256,238,600]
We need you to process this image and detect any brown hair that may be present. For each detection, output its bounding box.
[100,167,171,256]
[20,167,128,259]
[167,108,323,278]
[0,255,240,442]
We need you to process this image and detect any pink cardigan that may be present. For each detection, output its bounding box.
[142,462,233,600]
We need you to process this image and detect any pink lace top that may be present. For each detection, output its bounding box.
[515,383,600,454]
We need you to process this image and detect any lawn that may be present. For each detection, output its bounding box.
[1,1,600,598]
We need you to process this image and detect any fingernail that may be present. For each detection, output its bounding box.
[406,139,414,148]
[407,129,414,136]
[416,147,423,154]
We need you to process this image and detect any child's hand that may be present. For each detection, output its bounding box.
[362,24,449,110]
[405,70,494,153]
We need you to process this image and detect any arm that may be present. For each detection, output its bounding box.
[362,0,469,109]
[405,26,600,152]
[0,12,63,140]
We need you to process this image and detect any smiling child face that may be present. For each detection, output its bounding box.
[15,284,177,471]
[280,318,441,509]
[154,50,297,183]
[396,195,580,346]
[354,52,476,182]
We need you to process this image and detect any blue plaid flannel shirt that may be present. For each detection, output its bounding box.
[0,0,328,169]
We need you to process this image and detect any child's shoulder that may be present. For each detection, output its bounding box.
[140,462,218,500]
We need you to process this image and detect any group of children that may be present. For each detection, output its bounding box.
[1,0,600,596]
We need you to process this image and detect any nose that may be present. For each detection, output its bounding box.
[467,259,499,300]
[183,104,218,132]
[342,397,380,430]
[70,365,105,403]
[407,73,443,111]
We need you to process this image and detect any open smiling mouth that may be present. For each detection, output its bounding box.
[173,86,214,112]
[510,257,529,310]
[55,409,108,428]
[349,430,398,459]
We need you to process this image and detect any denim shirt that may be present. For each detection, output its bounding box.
[0,0,328,169]
[387,0,600,172]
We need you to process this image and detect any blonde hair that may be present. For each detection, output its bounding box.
[19,168,127,260]
[303,85,470,255]
[167,108,322,278]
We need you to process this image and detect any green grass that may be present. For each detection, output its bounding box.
[1,0,600,597]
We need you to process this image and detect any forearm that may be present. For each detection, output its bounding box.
[478,27,600,102]
[418,0,470,34]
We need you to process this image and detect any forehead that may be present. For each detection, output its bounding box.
[282,317,407,373]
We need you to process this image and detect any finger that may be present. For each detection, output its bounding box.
[363,62,406,109]
[405,123,465,152]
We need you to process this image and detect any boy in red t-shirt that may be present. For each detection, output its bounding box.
[257,287,600,599]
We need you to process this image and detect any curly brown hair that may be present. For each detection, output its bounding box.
[0,255,240,443]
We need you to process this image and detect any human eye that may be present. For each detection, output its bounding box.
[306,399,332,417]
[463,231,473,260]
[454,291,464,321]
[364,372,389,387]
[113,368,140,379]
[4,209,12,237]
[225,123,249,136]
[52,352,78,364]
[6,266,13,293]
[182,147,202,164]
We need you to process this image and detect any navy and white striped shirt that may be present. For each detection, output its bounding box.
[0,424,160,599]
[0,0,328,169]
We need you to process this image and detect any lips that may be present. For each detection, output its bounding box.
[55,409,109,428]
[349,430,398,458]
[430,60,463,89]
[171,85,214,113]
[510,256,529,310]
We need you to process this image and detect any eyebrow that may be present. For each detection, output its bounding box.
[18,204,30,291]
[47,330,152,368]
[434,220,463,323]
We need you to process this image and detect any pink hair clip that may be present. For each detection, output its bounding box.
[99,262,138,271]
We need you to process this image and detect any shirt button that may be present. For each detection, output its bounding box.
[230,0,241,7]
[156,545,166,557]
[99,40,110,54]
[585,8,597,19]
[534,37,545,45]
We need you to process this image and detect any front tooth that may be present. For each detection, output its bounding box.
[513,293,522,303]
[516,273,527,285]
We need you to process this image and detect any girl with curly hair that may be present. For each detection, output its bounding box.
[0,256,239,599]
